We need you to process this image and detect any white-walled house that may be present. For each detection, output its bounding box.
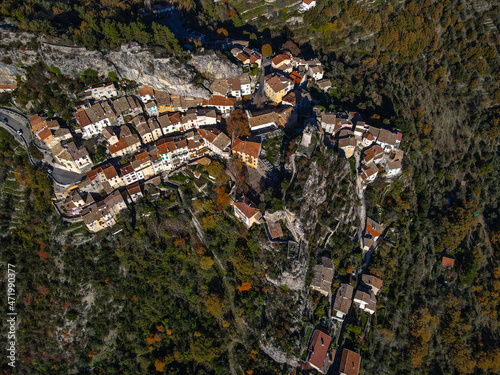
[299,0,317,13]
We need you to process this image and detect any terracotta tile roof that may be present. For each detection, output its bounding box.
[236,52,250,63]
[366,217,384,237]
[120,163,134,176]
[197,128,216,143]
[363,144,383,163]
[138,85,154,97]
[272,54,291,67]
[442,256,455,268]
[29,114,44,128]
[265,75,285,93]
[91,82,114,89]
[234,201,260,219]
[361,275,383,292]
[101,163,118,180]
[107,137,128,154]
[249,54,260,64]
[126,182,142,196]
[363,131,375,141]
[231,138,261,159]
[38,127,52,141]
[268,221,283,239]
[360,163,378,181]
[135,151,150,165]
[303,0,315,5]
[282,92,296,106]
[339,349,361,375]
[308,329,332,373]
[75,110,92,127]
[289,71,303,84]
[0,82,16,90]
[203,95,237,107]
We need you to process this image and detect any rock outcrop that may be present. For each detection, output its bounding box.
[187,52,242,80]
[0,31,242,98]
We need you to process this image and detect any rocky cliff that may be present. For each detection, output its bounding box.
[0,31,242,97]
[187,52,242,80]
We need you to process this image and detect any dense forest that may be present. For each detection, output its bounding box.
[0,0,499,374]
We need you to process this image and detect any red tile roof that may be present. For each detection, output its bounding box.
[442,256,455,268]
[265,75,286,93]
[339,349,361,375]
[29,114,43,128]
[268,221,283,239]
[366,217,383,237]
[107,137,128,154]
[231,138,261,159]
[38,127,52,141]
[234,201,260,219]
[126,182,142,196]
[101,163,118,180]
[272,54,291,67]
[75,110,92,127]
[138,86,154,97]
[308,329,332,372]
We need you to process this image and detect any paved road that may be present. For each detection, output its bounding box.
[0,107,85,186]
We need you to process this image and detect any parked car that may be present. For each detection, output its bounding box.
[16,129,22,135]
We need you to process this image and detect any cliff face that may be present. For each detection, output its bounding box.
[40,43,212,97]
[0,31,242,97]
[187,52,242,80]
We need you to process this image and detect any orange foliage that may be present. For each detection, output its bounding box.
[37,250,49,262]
[147,333,155,344]
[155,359,166,372]
[193,241,206,255]
[156,325,164,332]
[166,329,172,336]
[38,285,49,295]
[217,28,228,37]
[174,238,185,247]
[215,186,231,212]
[237,282,252,291]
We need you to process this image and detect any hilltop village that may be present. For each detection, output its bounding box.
[26,43,405,374]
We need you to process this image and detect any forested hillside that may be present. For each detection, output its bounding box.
[0,0,499,374]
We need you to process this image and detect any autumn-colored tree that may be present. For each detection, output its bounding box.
[193,241,206,255]
[37,250,49,262]
[261,43,272,58]
[154,358,166,372]
[204,293,224,318]
[201,214,217,231]
[214,186,230,212]
[237,282,252,291]
[200,256,214,270]
[226,109,250,139]
[217,27,228,38]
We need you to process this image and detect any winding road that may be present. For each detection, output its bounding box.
[0,106,85,186]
